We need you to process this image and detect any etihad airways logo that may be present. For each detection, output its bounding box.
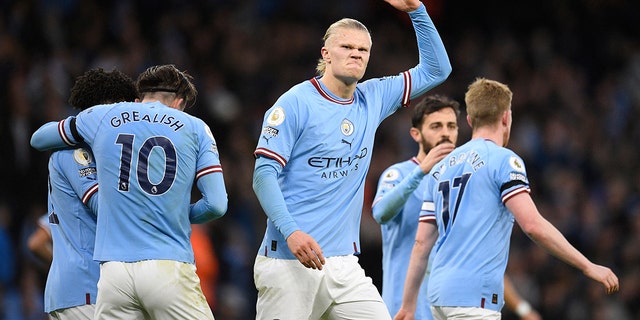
[308,147,368,179]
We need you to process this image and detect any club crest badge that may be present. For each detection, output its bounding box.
[267,106,285,126]
[341,118,354,136]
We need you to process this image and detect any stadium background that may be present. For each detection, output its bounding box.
[0,0,638,319]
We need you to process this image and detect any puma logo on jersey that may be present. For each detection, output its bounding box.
[262,135,273,144]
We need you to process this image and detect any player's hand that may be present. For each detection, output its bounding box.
[419,142,455,174]
[286,230,326,270]
[584,263,619,294]
[393,308,414,320]
[383,0,422,12]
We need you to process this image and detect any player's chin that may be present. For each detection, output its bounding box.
[338,73,363,85]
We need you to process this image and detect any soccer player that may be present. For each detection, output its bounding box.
[31,64,228,319]
[374,95,541,320]
[396,78,618,320]
[251,0,451,318]
[33,68,138,319]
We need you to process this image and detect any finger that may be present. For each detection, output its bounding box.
[312,248,326,265]
[300,250,320,270]
[309,251,323,270]
[297,251,313,268]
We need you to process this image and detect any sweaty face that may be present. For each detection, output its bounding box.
[419,108,459,150]
[322,28,371,84]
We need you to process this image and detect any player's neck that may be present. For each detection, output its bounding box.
[472,127,504,147]
[319,74,357,99]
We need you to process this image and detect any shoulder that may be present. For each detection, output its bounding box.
[492,145,524,164]
[276,80,316,107]
[380,159,416,180]
[265,82,315,122]
[356,75,399,93]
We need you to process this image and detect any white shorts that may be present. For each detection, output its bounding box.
[431,306,501,320]
[95,260,214,320]
[254,255,391,320]
[48,304,95,320]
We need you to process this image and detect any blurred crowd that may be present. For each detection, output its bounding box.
[0,0,638,319]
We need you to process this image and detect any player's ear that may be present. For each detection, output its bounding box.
[321,47,330,62]
[466,115,473,128]
[172,97,186,111]
[409,127,421,143]
[501,110,510,127]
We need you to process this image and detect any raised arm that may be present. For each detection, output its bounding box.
[383,0,422,12]
[403,0,452,100]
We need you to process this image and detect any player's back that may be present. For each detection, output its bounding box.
[74,101,218,263]
[427,138,523,311]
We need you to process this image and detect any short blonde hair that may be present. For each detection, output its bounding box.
[464,78,512,128]
[315,18,370,76]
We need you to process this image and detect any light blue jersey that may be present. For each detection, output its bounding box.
[44,145,100,312]
[421,138,530,312]
[253,3,451,260]
[372,158,432,319]
[42,101,226,263]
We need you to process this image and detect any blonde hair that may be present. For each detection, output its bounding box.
[315,18,370,76]
[464,78,512,128]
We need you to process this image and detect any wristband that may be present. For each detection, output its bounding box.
[515,301,532,317]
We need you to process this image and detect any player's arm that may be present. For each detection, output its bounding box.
[506,192,619,294]
[190,172,228,224]
[190,122,228,224]
[373,0,451,113]
[394,220,438,320]
[504,275,542,320]
[372,166,424,224]
[27,217,52,265]
[402,0,451,101]
[253,156,325,270]
[55,149,99,215]
[31,118,82,151]
[373,144,454,224]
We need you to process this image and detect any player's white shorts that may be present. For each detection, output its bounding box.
[48,304,94,320]
[254,254,391,320]
[95,260,214,320]
[431,306,501,320]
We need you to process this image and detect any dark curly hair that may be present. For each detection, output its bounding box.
[136,64,197,109]
[68,68,138,110]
